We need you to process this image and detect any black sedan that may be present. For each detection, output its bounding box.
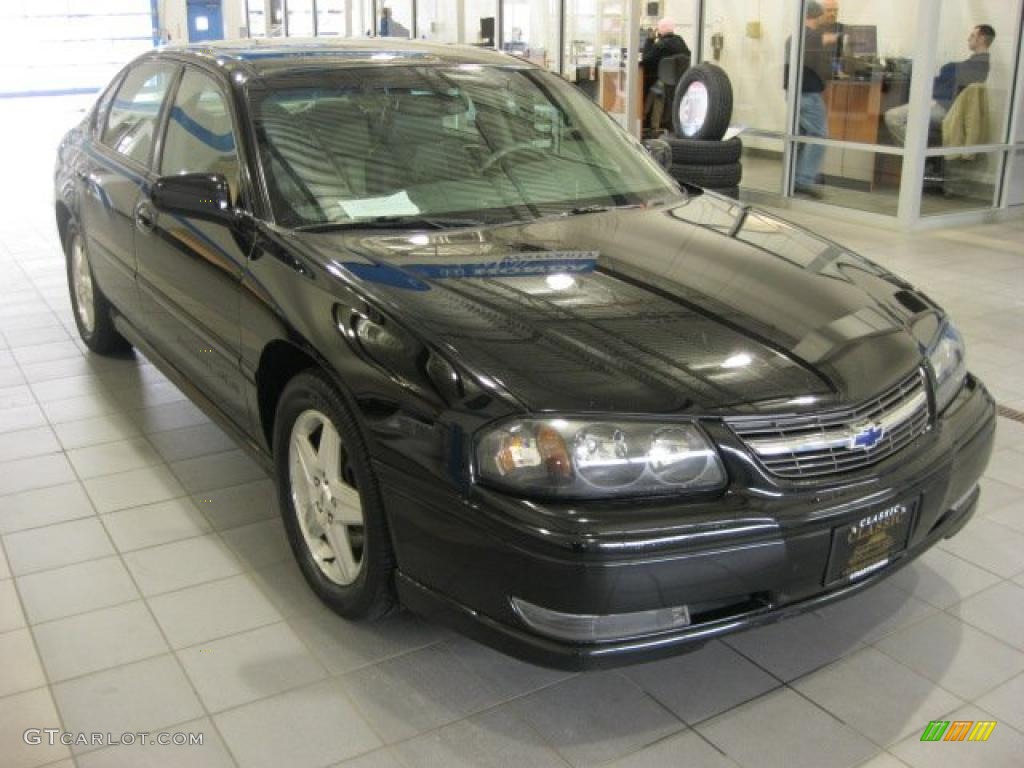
[54,39,995,669]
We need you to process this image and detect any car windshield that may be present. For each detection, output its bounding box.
[251,64,679,229]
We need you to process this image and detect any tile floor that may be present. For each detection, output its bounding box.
[1,97,1023,768]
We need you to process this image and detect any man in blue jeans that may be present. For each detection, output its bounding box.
[785,2,834,198]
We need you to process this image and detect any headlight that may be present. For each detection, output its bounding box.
[475,418,726,499]
[927,322,967,414]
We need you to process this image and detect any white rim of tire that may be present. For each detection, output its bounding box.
[289,408,366,586]
[679,81,709,138]
[70,234,95,334]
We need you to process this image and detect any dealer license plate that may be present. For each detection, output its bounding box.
[825,499,917,585]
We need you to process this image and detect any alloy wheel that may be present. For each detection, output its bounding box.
[288,408,366,585]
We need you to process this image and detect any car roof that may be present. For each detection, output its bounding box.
[160,37,525,80]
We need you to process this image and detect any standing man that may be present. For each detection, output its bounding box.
[884,25,995,146]
[641,19,691,131]
[785,1,831,197]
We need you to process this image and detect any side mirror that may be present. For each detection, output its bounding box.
[643,138,673,170]
[152,173,234,225]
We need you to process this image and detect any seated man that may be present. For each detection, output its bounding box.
[641,18,691,131]
[885,24,994,146]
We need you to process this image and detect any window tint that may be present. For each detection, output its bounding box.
[160,69,240,202]
[101,62,177,165]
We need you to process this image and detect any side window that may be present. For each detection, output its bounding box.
[101,62,177,165]
[160,69,240,203]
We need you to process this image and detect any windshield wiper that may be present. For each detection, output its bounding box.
[559,203,645,217]
[295,215,486,233]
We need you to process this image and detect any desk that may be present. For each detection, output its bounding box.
[822,78,883,185]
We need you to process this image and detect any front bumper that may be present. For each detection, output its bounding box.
[379,375,996,670]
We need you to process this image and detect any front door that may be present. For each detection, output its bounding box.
[135,65,250,430]
[187,0,224,42]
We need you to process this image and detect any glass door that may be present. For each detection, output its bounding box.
[564,0,636,129]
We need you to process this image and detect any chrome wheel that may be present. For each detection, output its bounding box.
[289,408,365,586]
[70,234,95,334]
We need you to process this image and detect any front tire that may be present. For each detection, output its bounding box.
[65,221,130,355]
[273,370,396,619]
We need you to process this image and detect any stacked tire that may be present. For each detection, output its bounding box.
[665,63,742,199]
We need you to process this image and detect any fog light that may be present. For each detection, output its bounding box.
[511,597,691,643]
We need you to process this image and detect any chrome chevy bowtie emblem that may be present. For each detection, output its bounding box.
[849,422,885,450]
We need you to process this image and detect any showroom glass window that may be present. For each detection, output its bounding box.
[160,69,241,203]
[100,62,178,166]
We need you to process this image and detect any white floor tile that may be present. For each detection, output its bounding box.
[949,581,1024,650]
[510,671,684,767]
[0,627,47,697]
[214,678,381,768]
[178,621,326,712]
[194,478,278,530]
[624,640,781,725]
[67,436,164,479]
[0,482,96,535]
[0,578,26,633]
[16,556,139,624]
[875,612,1024,700]
[793,647,963,747]
[601,728,742,768]
[0,688,71,768]
[148,573,281,649]
[887,548,1002,609]
[696,687,877,768]
[147,422,237,462]
[0,425,61,463]
[32,600,169,682]
[52,655,204,754]
[103,497,211,552]
[938,518,1024,578]
[391,707,568,768]
[976,672,1024,733]
[122,533,241,596]
[0,453,76,496]
[83,465,186,513]
[170,449,266,494]
[220,518,290,570]
[4,517,113,575]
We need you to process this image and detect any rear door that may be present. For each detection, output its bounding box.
[80,60,179,323]
[134,64,252,430]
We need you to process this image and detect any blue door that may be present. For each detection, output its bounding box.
[187,0,224,42]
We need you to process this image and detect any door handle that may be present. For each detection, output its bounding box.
[135,201,156,233]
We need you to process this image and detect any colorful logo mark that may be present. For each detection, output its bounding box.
[920,720,997,742]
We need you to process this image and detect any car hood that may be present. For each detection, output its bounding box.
[288,194,941,415]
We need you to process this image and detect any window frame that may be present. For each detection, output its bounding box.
[153,59,256,215]
[97,58,181,172]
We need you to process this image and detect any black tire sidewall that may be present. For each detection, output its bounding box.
[64,220,128,355]
[273,370,396,619]
[672,63,734,142]
[667,136,742,165]
[670,162,742,188]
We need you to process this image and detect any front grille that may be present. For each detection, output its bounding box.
[727,370,931,479]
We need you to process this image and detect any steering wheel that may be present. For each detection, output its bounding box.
[480,142,549,174]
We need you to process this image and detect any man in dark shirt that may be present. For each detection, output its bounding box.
[885,25,994,145]
[784,1,833,196]
[641,18,691,130]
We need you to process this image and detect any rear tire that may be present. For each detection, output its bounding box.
[273,370,397,620]
[65,221,131,355]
